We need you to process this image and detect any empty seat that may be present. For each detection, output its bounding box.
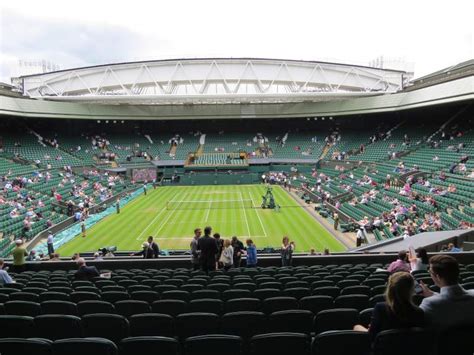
[313,308,359,334]
[77,300,115,316]
[250,332,310,355]
[341,286,371,296]
[185,335,242,355]
[373,328,435,355]
[190,289,220,300]
[189,298,224,315]
[161,290,190,302]
[9,292,39,302]
[358,308,374,328]
[101,291,130,303]
[0,315,35,338]
[282,287,311,300]
[225,298,261,313]
[0,338,52,355]
[34,314,82,340]
[39,292,70,302]
[41,300,78,316]
[269,310,313,334]
[70,292,101,303]
[222,289,252,301]
[334,295,370,311]
[175,313,220,340]
[253,288,281,300]
[130,291,159,304]
[221,311,267,340]
[120,336,178,355]
[81,313,130,343]
[299,296,334,315]
[312,286,340,298]
[4,301,41,317]
[52,337,118,355]
[311,330,371,355]
[151,300,187,317]
[262,297,298,314]
[115,300,151,318]
[129,313,175,337]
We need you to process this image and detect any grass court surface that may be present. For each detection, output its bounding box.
[58,185,345,255]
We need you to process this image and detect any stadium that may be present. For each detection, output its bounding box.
[0,3,474,354]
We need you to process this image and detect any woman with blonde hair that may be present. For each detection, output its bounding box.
[219,239,234,270]
[354,272,424,341]
[281,236,295,266]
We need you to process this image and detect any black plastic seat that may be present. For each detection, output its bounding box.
[4,301,41,317]
[373,328,435,355]
[129,313,175,337]
[269,310,313,334]
[39,292,70,302]
[52,337,118,355]
[311,330,371,355]
[340,285,371,296]
[115,300,151,318]
[253,288,281,300]
[299,296,334,315]
[312,286,340,298]
[334,295,370,311]
[0,315,35,338]
[130,291,159,304]
[189,298,224,315]
[120,336,178,355]
[221,311,267,340]
[175,312,220,340]
[0,338,52,355]
[151,300,187,317]
[161,290,190,302]
[225,298,261,313]
[77,300,116,316]
[262,297,298,314]
[250,332,310,355]
[313,308,359,334]
[185,335,242,355]
[81,313,130,343]
[438,325,474,355]
[190,289,220,300]
[222,289,252,301]
[282,287,311,299]
[34,314,82,340]
[70,291,101,303]
[41,300,78,316]
[9,292,40,302]
[101,291,130,304]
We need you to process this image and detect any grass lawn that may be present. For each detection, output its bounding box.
[58,185,345,255]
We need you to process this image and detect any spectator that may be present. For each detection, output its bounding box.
[130,242,154,259]
[214,233,224,268]
[25,250,39,261]
[219,239,234,270]
[354,272,424,341]
[197,226,218,274]
[420,255,474,331]
[47,231,54,256]
[281,236,295,266]
[190,228,201,270]
[387,250,410,273]
[231,236,244,267]
[93,252,103,261]
[447,243,462,252]
[0,259,14,285]
[409,248,429,272]
[74,258,100,281]
[11,239,28,273]
[245,239,257,267]
[147,236,160,258]
[49,253,60,261]
[333,212,339,230]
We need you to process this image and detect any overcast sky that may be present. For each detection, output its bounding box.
[1,0,472,83]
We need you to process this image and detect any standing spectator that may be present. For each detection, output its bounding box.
[74,258,100,281]
[231,236,244,268]
[419,255,474,331]
[333,212,340,230]
[214,233,224,268]
[47,231,55,257]
[81,222,86,238]
[409,248,429,272]
[353,272,424,341]
[143,183,147,196]
[116,198,120,214]
[245,239,257,267]
[0,259,14,285]
[387,250,410,273]
[11,239,28,273]
[197,226,218,274]
[281,236,295,266]
[220,239,234,270]
[190,228,201,271]
[147,236,160,258]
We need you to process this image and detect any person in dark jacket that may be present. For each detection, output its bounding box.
[130,242,154,259]
[353,271,424,341]
[231,236,244,267]
[197,226,218,274]
[74,258,100,281]
[147,236,160,258]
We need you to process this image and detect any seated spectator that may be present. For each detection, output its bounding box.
[420,255,474,331]
[409,248,429,272]
[74,258,100,281]
[447,243,462,252]
[354,272,424,340]
[387,250,410,273]
[0,259,14,285]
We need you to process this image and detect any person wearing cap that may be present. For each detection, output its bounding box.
[47,231,55,256]
[12,239,28,273]
[130,242,154,259]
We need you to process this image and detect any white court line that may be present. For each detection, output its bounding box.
[239,191,251,237]
[204,200,212,223]
[248,190,267,237]
[153,190,189,236]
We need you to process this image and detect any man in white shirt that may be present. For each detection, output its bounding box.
[47,231,55,256]
[420,255,474,331]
